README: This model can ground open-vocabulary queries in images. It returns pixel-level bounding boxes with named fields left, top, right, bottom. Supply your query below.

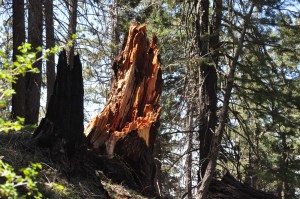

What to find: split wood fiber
left=84, top=22, right=162, bottom=157
left=84, top=22, right=162, bottom=195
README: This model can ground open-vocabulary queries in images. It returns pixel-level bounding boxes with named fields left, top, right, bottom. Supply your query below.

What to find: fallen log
left=208, top=172, right=279, bottom=199
left=32, top=50, right=84, bottom=157
left=84, top=22, right=162, bottom=196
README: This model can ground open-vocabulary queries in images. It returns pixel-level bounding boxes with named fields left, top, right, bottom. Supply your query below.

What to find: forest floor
left=0, top=130, right=146, bottom=199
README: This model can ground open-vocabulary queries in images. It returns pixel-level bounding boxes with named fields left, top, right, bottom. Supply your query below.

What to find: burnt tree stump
left=84, top=22, right=163, bottom=196
left=32, top=50, right=84, bottom=157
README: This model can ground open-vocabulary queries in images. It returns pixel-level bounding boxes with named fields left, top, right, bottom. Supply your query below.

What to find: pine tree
left=11, top=0, right=25, bottom=120
left=44, top=0, right=56, bottom=108
left=25, top=0, right=43, bottom=124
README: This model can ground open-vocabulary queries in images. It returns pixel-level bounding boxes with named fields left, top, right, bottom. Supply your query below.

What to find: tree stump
left=32, top=50, right=84, bottom=157
left=84, top=22, right=162, bottom=196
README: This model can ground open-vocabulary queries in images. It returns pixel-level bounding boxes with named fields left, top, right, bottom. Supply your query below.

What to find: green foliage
left=0, top=43, right=40, bottom=132
left=0, top=43, right=38, bottom=83
left=222, top=2, right=300, bottom=198
left=0, top=117, right=24, bottom=133
left=0, top=160, right=43, bottom=198
left=0, top=42, right=62, bottom=133
left=0, top=42, right=64, bottom=197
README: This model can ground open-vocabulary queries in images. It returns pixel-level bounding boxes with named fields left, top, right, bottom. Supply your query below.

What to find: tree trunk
left=153, top=129, right=163, bottom=196
left=195, top=0, right=218, bottom=179
left=66, top=0, right=78, bottom=68
left=109, top=0, right=121, bottom=85
left=11, top=0, right=25, bottom=120
left=84, top=22, right=162, bottom=196
left=279, top=132, right=290, bottom=199
left=25, top=0, right=43, bottom=124
left=185, top=108, right=193, bottom=199
left=208, top=172, right=279, bottom=199
left=196, top=3, right=255, bottom=198
left=111, top=0, right=120, bottom=58
left=210, top=0, right=222, bottom=65
left=33, top=50, right=84, bottom=158
left=44, top=0, right=56, bottom=108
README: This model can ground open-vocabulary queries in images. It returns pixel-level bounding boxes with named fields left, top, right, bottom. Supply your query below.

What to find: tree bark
left=185, top=107, right=193, bottom=198
left=111, top=0, right=120, bottom=58
left=153, top=129, right=163, bottom=196
left=66, top=0, right=78, bottom=68
left=196, top=3, right=255, bottom=198
left=210, top=0, right=222, bottom=65
left=195, top=0, right=218, bottom=178
left=25, top=0, right=43, bottom=124
left=208, top=172, right=279, bottom=199
left=84, top=22, right=162, bottom=196
left=44, top=0, right=56, bottom=108
left=11, top=0, right=25, bottom=120
left=33, top=50, right=84, bottom=157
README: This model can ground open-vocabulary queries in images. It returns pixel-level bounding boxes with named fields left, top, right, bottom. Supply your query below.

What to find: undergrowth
left=0, top=131, right=105, bottom=198
left=0, top=130, right=146, bottom=199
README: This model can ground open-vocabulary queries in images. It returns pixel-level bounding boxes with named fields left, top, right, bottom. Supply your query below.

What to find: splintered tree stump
left=84, top=22, right=162, bottom=195
left=32, top=50, right=84, bottom=156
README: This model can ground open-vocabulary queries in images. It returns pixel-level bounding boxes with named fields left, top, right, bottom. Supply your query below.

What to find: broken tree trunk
left=84, top=22, right=162, bottom=196
left=32, top=50, right=84, bottom=157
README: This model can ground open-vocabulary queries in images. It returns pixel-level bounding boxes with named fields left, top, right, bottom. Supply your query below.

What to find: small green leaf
left=36, top=46, right=42, bottom=51
left=13, top=62, right=20, bottom=67
left=71, top=34, right=77, bottom=39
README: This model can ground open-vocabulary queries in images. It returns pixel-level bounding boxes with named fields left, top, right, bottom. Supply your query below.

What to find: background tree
left=11, top=0, right=25, bottom=120
left=25, top=0, right=43, bottom=124
left=44, top=0, right=56, bottom=108
left=194, top=0, right=219, bottom=179
left=222, top=1, right=300, bottom=198
left=66, top=0, right=78, bottom=68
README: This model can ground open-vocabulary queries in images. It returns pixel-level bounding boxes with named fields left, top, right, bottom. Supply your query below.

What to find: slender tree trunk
left=153, top=126, right=163, bottom=197
left=196, top=3, right=255, bottom=198
left=111, top=0, right=120, bottom=58
left=109, top=0, right=120, bottom=87
left=44, top=0, right=56, bottom=108
left=210, top=0, right=222, bottom=65
left=280, top=132, right=289, bottom=199
left=11, top=0, right=25, bottom=120
left=25, top=0, right=43, bottom=124
left=67, top=0, right=78, bottom=68
left=195, top=0, right=218, bottom=179
left=185, top=107, right=193, bottom=198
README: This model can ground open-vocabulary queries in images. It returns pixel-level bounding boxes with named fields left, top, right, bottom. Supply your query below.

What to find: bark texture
left=25, top=0, right=43, bottom=124
left=208, top=172, right=278, bottom=199
left=66, top=0, right=78, bottom=68
left=11, top=0, right=25, bottom=119
left=84, top=22, right=162, bottom=196
left=45, top=0, right=56, bottom=108
left=197, top=3, right=255, bottom=198
left=185, top=108, right=193, bottom=199
left=195, top=0, right=218, bottom=178
left=33, top=50, right=84, bottom=157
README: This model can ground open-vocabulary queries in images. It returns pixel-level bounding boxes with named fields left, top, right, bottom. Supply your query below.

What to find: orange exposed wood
left=84, top=22, right=162, bottom=157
